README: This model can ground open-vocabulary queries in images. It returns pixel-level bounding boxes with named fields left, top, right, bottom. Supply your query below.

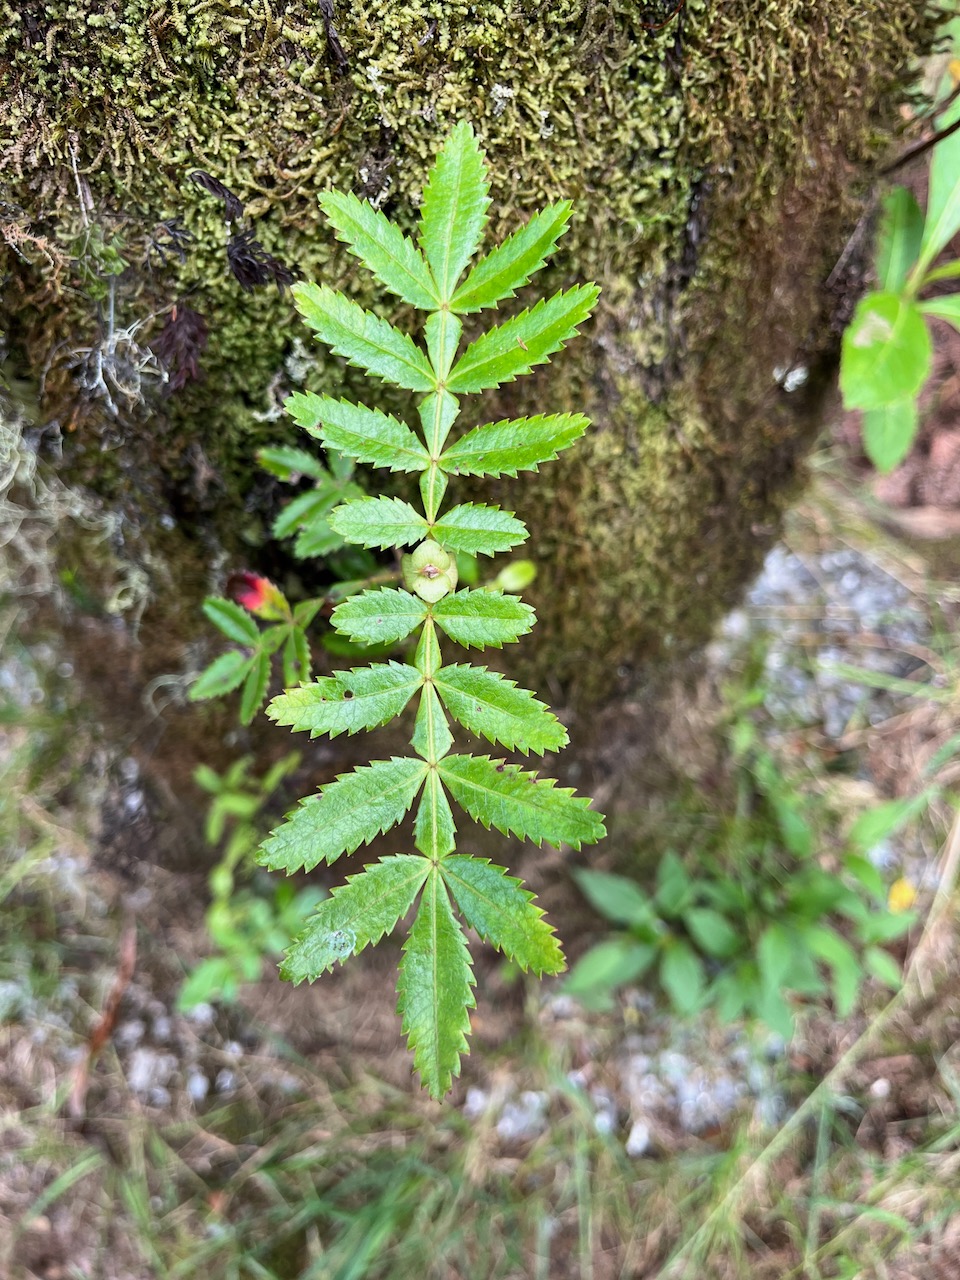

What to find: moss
left=0, top=0, right=941, bottom=708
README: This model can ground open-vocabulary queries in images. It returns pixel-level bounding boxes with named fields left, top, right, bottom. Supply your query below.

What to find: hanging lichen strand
left=258, top=124, right=605, bottom=1099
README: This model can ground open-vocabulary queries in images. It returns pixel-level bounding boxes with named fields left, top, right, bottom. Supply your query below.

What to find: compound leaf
left=414, top=771, right=457, bottom=858
left=329, top=496, right=427, bottom=549
left=397, top=870, right=475, bottom=1099
left=418, top=120, right=490, bottom=301
left=431, top=503, right=528, bottom=556
left=203, top=596, right=259, bottom=645
left=450, top=202, right=573, bottom=313
left=438, top=754, right=606, bottom=850
left=267, top=662, right=423, bottom=739
left=434, top=664, right=568, bottom=755
left=259, top=757, right=427, bottom=874
left=439, top=413, right=589, bottom=478
left=281, top=855, right=431, bottom=983
left=331, top=588, right=428, bottom=645
left=442, top=855, right=564, bottom=975
left=288, top=393, right=429, bottom=473
left=447, top=285, right=599, bottom=392
left=293, top=282, right=435, bottom=392
left=320, top=190, right=439, bottom=309
left=190, top=650, right=255, bottom=701
left=432, top=589, right=535, bottom=648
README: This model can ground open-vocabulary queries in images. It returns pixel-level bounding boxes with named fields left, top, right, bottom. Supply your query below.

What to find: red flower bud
left=227, top=571, right=288, bottom=621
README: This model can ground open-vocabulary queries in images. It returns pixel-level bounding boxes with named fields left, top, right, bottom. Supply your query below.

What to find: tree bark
left=1, top=1, right=937, bottom=729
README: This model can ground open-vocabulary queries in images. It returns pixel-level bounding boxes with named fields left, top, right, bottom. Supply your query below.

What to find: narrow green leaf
left=203, top=597, right=259, bottom=645
left=288, top=393, right=429, bottom=472
left=863, top=398, right=919, bottom=474
left=272, top=487, right=340, bottom=541
left=419, top=390, right=460, bottom=455
left=267, top=662, right=423, bottom=738
left=848, top=794, right=929, bottom=852
left=295, top=516, right=346, bottom=560
left=917, top=95, right=960, bottom=276
left=450, top=202, right=573, bottom=313
left=293, top=282, right=435, bottom=392
left=565, top=939, right=655, bottom=1001
left=414, top=771, right=457, bottom=858
left=239, top=651, right=270, bottom=725
left=259, top=757, right=427, bottom=874
left=439, top=413, right=590, bottom=478
left=257, top=443, right=329, bottom=481
left=425, top=310, right=463, bottom=381
left=572, top=868, right=655, bottom=929
left=432, top=589, right=535, bottom=648
left=320, top=189, right=439, bottom=309
left=840, top=291, right=932, bottom=411
left=280, top=855, right=431, bottom=983
left=189, top=650, right=255, bottom=701
left=875, top=187, right=924, bottom=292
left=431, top=503, right=528, bottom=556
left=863, top=945, right=901, bottom=990
left=920, top=294, right=960, bottom=331
left=331, top=588, right=428, bottom=645
left=659, top=941, right=706, bottom=1016
left=447, top=285, right=599, bottom=392
left=683, top=907, right=740, bottom=959
left=757, top=923, right=796, bottom=993
left=418, top=121, right=490, bottom=300
left=411, top=684, right=454, bottom=762
left=805, top=926, right=861, bottom=1016
left=329, top=496, right=427, bottom=549
left=434, top=664, right=567, bottom=755
left=397, top=871, right=476, bottom=1099
left=438, top=754, right=606, bottom=850
left=442, top=855, right=564, bottom=975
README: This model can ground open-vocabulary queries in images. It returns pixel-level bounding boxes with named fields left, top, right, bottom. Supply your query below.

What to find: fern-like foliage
left=261, top=122, right=605, bottom=1099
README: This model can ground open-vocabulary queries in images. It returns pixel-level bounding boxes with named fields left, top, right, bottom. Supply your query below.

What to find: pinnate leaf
left=267, top=662, right=423, bottom=738
left=442, top=855, right=563, bottom=974
left=418, top=120, right=490, bottom=300
left=203, top=597, right=259, bottom=645
left=259, top=757, right=427, bottom=874
left=293, top=282, right=435, bottom=392
left=430, top=503, right=528, bottom=556
left=447, top=285, right=599, bottom=392
left=329, top=496, right=427, bottom=549
left=432, top=589, right=535, bottom=648
left=450, top=202, right=573, bottom=313
left=190, top=650, right=254, bottom=701
left=438, top=754, right=606, bottom=850
left=281, top=855, right=430, bottom=983
left=397, top=871, right=475, bottom=1099
left=440, top=413, right=589, bottom=478
left=289, top=393, right=429, bottom=472
left=434, top=664, right=567, bottom=754
left=332, top=588, right=427, bottom=645
left=320, top=189, right=439, bottom=309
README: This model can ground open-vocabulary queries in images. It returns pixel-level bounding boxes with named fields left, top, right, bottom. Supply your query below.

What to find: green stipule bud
left=402, top=539, right=459, bottom=603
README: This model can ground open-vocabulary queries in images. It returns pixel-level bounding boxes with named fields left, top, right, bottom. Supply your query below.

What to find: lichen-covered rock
left=0, top=1, right=939, bottom=707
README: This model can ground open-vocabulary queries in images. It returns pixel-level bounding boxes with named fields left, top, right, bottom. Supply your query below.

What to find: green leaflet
left=418, top=121, right=490, bottom=301
left=447, top=285, right=600, bottom=392
left=450, top=202, right=573, bottom=313
left=329, top=496, right=427, bottom=549
left=438, top=754, right=606, bottom=850
left=203, top=597, right=259, bottom=645
left=281, top=855, right=431, bottom=983
left=239, top=650, right=271, bottom=725
left=431, top=589, right=535, bottom=649
left=331, top=588, right=427, bottom=645
left=293, top=283, right=435, bottom=392
left=442, top=856, right=564, bottom=975
left=434, top=664, right=568, bottom=755
left=320, top=190, right=439, bottom=310
left=439, top=413, right=590, bottom=478
left=267, top=662, right=423, bottom=739
left=190, top=650, right=254, bottom=701
left=397, top=871, right=475, bottom=1099
left=257, top=443, right=329, bottom=481
left=259, top=757, right=427, bottom=874
left=875, top=188, right=923, bottom=293
left=288, top=393, right=430, bottom=472
left=414, top=771, right=457, bottom=859
left=430, top=503, right=528, bottom=556
left=839, top=291, right=931, bottom=412
left=411, top=683, right=454, bottom=762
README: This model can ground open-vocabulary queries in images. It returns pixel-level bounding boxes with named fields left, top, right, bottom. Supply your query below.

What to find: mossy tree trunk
left=1, top=1, right=936, bottom=730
